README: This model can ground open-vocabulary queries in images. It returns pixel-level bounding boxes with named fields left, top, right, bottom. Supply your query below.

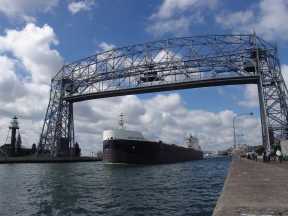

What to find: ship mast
left=119, top=113, right=125, bottom=129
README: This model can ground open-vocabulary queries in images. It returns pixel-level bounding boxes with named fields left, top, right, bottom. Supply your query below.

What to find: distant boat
left=102, top=114, right=203, bottom=164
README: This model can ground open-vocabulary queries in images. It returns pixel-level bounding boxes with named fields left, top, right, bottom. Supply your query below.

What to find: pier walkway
left=213, top=158, right=288, bottom=216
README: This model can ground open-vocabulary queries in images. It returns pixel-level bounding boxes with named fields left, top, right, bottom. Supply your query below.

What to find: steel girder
left=38, top=34, right=288, bottom=155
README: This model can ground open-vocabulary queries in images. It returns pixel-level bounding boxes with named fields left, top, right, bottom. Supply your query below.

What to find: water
left=0, top=157, right=230, bottom=216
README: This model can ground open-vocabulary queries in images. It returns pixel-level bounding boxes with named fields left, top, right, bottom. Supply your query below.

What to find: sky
left=0, top=0, right=288, bottom=155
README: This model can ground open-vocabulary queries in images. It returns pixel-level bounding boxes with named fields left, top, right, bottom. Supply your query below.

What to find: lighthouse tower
left=9, top=116, right=19, bottom=156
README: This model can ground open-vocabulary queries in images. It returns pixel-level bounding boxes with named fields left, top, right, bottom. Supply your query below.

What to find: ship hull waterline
left=103, top=139, right=203, bottom=164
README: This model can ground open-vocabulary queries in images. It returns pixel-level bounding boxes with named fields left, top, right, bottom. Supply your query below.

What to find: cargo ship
left=103, top=114, right=203, bottom=164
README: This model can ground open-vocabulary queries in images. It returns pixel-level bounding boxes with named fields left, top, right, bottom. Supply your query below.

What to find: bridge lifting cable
left=37, top=34, right=288, bottom=156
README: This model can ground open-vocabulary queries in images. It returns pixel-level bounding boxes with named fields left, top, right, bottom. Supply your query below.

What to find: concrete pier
left=213, top=158, right=288, bottom=216
left=0, top=156, right=101, bottom=164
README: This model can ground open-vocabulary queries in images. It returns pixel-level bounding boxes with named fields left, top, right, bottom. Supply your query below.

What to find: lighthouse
left=9, top=116, right=19, bottom=156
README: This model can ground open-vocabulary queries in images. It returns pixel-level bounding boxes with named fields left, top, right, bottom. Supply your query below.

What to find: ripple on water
left=0, top=157, right=230, bottom=216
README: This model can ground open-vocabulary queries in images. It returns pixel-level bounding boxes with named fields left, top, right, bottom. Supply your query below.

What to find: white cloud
left=68, top=0, right=95, bottom=15
left=0, top=56, right=28, bottom=102
left=238, top=85, right=259, bottom=108
left=152, top=0, right=217, bottom=20
left=98, top=42, right=115, bottom=51
left=216, top=10, right=254, bottom=28
left=0, top=23, right=63, bottom=84
left=147, top=16, right=193, bottom=36
left=216, top=0, right=288, bottom=41
left=0, top=23, right=63, bottom=148
left=282, top=65, right=288, bottom=86
left=73, top=93, right=261, bottom=154
left=0, top=0, right=58, bottom=21
left=147, top=0, right=217, bottom=36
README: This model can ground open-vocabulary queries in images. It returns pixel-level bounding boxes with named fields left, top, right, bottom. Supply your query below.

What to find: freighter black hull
left=103, top=139, right=203, bottom=164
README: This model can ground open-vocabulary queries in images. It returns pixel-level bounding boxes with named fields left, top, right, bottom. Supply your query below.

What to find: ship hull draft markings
left=38, top=35, right=288, bottom=156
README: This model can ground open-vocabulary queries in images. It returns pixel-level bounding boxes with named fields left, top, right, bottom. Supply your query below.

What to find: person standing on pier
left=263, top=150, right=267, bottom=162
left=276, top=149, right=282, bottom=163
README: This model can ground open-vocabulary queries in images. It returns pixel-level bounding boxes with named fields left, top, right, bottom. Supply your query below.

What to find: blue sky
left=0, top=0, right=288, bottom=153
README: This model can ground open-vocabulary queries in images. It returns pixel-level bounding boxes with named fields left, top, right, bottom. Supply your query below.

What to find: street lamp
left=236, top=133, right=244, bottom=147
left=233, top=112, right=253, bottom=149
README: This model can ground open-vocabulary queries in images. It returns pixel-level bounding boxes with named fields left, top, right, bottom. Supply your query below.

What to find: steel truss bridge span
left=38, top=34, right=288, bottom=156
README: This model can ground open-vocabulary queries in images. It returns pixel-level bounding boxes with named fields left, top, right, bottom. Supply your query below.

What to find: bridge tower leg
left=54, top=100, right=74, bottom=157
left=38, top=76, right=74, bottom=156
left=257, top=81, right=271, bottom=152
left=68, top=102, right=74, bottom=151
left=254, top=42, right=288, bottom=151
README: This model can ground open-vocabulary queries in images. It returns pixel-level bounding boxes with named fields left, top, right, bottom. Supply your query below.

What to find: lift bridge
left=38, top=34, right=288, bottom=156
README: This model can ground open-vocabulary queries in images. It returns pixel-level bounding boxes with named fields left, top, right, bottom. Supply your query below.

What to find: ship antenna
left=119, top=113, right=125, bottom=129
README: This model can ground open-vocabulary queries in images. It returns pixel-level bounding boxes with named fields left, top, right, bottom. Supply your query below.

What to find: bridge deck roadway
left=213, top=158, right=288, bottom=216
left=65, top=75, right=259, bottom=102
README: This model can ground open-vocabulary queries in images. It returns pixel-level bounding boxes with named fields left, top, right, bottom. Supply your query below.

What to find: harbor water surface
left=0, top=157, right=230, bottom=216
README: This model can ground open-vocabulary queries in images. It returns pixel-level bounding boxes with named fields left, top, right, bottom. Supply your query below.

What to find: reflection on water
left=0, top=157, right=230, bottom=216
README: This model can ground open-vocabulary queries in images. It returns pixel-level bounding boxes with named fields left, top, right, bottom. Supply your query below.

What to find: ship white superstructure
left=185, top=135, right=201, bottom=151
left=103, top=129, right=145, bottom=141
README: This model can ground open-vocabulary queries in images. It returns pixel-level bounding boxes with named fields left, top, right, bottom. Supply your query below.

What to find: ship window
left=127, top=144, right=136, bottom=153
